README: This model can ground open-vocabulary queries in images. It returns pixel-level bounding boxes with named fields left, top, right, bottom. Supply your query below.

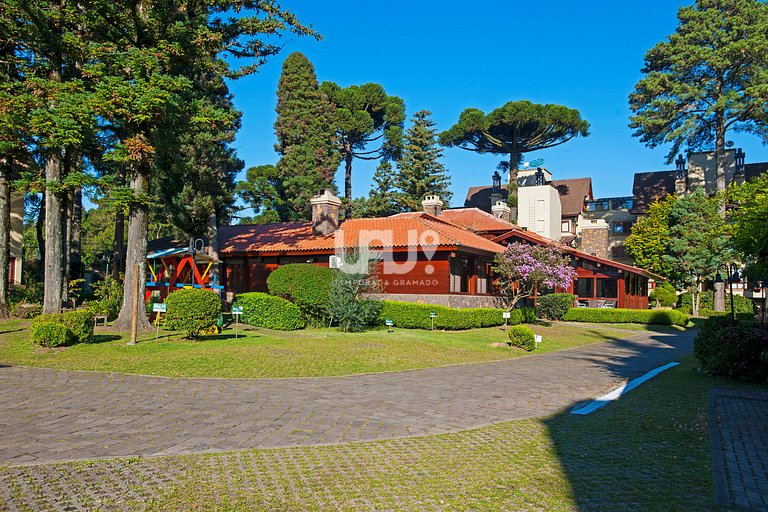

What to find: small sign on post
left=502, top=311, right=511, bottom=329
left=152, top=303, right=166, bottom=340
left=534, top=334, right=543, bottom=350
left=385, top=319, right=394, bottom=332
left=232, top=305, right=243, bottom=338
left=430, top=312, right=436, bottom=330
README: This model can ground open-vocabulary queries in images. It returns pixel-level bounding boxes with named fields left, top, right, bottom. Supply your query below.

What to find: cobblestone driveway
left=0, top=327, right=694, bottom=465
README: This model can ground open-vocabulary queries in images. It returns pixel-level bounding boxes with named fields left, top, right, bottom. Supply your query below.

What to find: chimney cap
left=310, top=189, right=342, bottom=206
left=422, top=194, right=443, bottom=205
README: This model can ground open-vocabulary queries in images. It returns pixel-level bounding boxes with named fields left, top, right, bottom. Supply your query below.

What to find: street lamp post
left=714, top=263, right=741, bottom=323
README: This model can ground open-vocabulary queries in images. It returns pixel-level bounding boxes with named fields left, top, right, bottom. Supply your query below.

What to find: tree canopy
left=629, top=0, right=768, bottom=182
left=624, top=195, right=676, bottom=279
left=729, top=173, right=768, bottom=279
left=440, top=100, right=589, bottom=213
left=320, top=82, right=405, bottom=217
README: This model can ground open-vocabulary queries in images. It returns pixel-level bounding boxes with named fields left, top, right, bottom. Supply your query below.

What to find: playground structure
left=145, top=240, right=224, bottom=303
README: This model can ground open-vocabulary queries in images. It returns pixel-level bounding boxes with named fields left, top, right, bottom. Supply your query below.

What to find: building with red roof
left=199, top=190, right=655, bottom=309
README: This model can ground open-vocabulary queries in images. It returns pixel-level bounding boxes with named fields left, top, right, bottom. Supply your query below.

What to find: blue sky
left=227, top=0, right=768, bottom=208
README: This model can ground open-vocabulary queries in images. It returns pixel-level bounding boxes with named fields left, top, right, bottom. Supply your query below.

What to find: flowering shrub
left=493, top=242, right=577, bottom=310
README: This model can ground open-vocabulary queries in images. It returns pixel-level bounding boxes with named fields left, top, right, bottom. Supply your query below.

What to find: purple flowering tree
left=492, top=242, right=577, bottom=310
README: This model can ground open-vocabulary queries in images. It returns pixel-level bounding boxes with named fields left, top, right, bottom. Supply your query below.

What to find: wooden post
left=129, top=263, right=139, bottom=345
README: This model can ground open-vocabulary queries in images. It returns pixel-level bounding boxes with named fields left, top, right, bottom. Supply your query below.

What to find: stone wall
left=376, top=294, right=498, bottom=309
left=578, top=225, right=610, bottom=259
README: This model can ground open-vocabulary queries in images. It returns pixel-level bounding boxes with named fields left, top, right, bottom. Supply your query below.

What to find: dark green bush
left=164, top=288, right=222, bottom=338
left=61, top=310, right=94, bottom=344
left=519, top=307, right=536, bottom=323
left=508, top=325, right=535, bottom=351
left=267, top=264, right=336, bottom=325
left=562, top=307, right=689, bottom=326
left=31, top=321, right=74, bottom=347
left=678, top=291, right=753, bottom=315
left=326, top=271, right=382, bottom=332
left=33, top=311, right=94, bottom=344
left=536, top=293, right=576, bottom=320
left=234, top=292, right=305, bottom=331
left=379, top=301, right=509, bottom=330
left=649, top=282, right=678, bottom=308
left=694, top=316, right=768, bottom=383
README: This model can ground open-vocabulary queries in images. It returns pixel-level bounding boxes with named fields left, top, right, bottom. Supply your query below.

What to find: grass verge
left=0, top=319, right=676, bottom=378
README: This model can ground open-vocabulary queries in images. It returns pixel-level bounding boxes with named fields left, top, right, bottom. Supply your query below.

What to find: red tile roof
left=491, top=226, right=661, bottom=280
left=218, top=213, right=505, bottom=255
left=440, top=208, right=515, bottom=233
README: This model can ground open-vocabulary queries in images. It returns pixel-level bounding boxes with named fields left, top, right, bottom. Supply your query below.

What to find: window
left=586, top=200, right=609, bottom=212
left=596, top=278, right=618, bottom=298
left=614, top=197, right=634, bottom=210
left=576, top=278, right=595, bottom=298
left=612, top=221, right=633, bottom=234
left=561, top=220, right=571, bottom=233
left=612, top=246, right=627, bottom=259
left=460, top=256, right=470, bottom=293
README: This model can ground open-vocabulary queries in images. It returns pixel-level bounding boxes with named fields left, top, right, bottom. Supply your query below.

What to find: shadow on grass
left=87, top=334, right=122, bottom=344
left=540, top=326, right=710, bottom=510
left=0, top=328, right=25, bottom=335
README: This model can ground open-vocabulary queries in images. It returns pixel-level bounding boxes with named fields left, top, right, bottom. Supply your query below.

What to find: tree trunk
left=112, top=169, right=152, bottom=332
left=71, top=187, right=82, bottom=280
left=713, top=119, right=726, bottom=311
left=113, top=165, right=126, bottom=279
left=344, top=142, right=353, bottom=219
left=62, top=189, right=71, bottom=302
left=507, top=151, right=520, bottom=223
left=43, top=150, right=65, bottom=314
left=207, top=212, right=221, bottom=299
left=0, top=159, right=12, bottom=318
left=36, top=195, right=45, bottom=265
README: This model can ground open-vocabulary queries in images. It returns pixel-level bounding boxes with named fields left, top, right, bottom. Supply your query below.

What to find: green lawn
left=0, top=319, right=673, bottom=378
left=3, top=355, right=759, bottom=511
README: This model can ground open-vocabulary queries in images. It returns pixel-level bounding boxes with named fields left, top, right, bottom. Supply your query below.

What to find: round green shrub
left=234, top=292, right=305, bottom=330
left=649, top=283, right=677, bottom=307
left=508, top=325, right=536, bottom=351
left=164, top=288, right=222, bottom=338
left=31, top=321, right=74, bottom=347
left=267, top=264, right=336, bottom=325
left=536, top=293, right=576, bottom=320
left=694, top=315, right=768, bottom=383
left=61, top=310, right=94, bottom=343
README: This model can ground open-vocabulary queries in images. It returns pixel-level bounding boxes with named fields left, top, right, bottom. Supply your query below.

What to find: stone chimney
left=310, top=189, right=341, bottom=236
left=422, top=195, right=443, bottom=216
left=491, top=200, right=511, bottom=222
left=578, top=220, right=610, bottom=259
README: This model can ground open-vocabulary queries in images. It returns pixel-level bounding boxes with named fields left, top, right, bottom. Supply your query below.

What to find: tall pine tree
left=396, top=110, right=451, bottom=211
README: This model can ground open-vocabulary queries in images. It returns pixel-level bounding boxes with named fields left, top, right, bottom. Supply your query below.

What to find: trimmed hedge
left=33, top=311, right=95, bottom=344
left=234, top=292, right=305, bottom=331
left=520, top=307, right=536, bottom=324
left=31, top=321, right=74, bottom=347
left=694, top=315, right=768, bottom=383
left=508, top=325, right=536, bottom=351
left=267, top=264, right=336, bottom=325
left=379, top=301, right=509, bottom=330
left=536, top=293, right=575, bottom=320
left=562, top=307, right=689, bottom=327
left=164, top=288, right=222, bottom=338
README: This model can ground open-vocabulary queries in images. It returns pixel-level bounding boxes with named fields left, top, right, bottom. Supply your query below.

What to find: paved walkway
left=710, top=388, right=768, bottom=511
left=0, top=328, right=695, bottom=465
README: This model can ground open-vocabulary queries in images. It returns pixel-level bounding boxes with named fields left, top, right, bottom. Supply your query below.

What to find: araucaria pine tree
left=272, top=52, right=340, bottom=220
left=396, top=110, right=451, bottom=211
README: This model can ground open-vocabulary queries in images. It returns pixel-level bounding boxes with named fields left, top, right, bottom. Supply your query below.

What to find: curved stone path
left=0, top=327, right=695, bottom=465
